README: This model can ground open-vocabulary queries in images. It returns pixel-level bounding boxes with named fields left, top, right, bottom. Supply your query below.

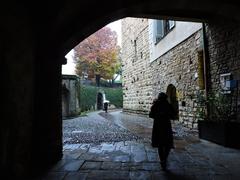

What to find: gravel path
left=63, top=111, right=142, bottom=144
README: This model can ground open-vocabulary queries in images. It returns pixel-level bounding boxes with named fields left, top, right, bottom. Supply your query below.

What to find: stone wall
left=62, top=75, right=81, bottom=118
left=150, top=30, right=203, bottom=128
left=206, top=21, right=240, bottom=122
left=122, top=18, right=204, bottom=128
left=122, top=18, right=152, bottom=114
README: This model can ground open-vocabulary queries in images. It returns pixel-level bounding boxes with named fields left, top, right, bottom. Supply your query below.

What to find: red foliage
left=74, top=26, right=120, bottom=80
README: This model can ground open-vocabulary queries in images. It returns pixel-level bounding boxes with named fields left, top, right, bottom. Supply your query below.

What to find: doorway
left=166, top=84, right=179, bottom=120
left=97, top=92, right=103, bottom=110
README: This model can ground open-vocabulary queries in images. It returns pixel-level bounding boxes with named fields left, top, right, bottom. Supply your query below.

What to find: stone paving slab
left=43, top=172, right=67, bottom=180
left=41, top=139, right=240, bottom=179
left=101, top=162, right=122, bottom=170
left=63, top=172, right=88, bottom=180
left=39, top=110, right=240, bottom=180
left=59, top=160, right=85, bottom=172
left=81, top=161, right=102, bottom=170
left=86, top=170, right=129, bottom=180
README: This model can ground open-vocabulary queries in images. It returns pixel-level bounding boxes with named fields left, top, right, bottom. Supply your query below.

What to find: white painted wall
left=62, top=49, right=76, bottom=75
left=149, top=20, right=202, bottom=62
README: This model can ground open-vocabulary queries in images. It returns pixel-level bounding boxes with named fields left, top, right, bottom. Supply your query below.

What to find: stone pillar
left=0, top=5, right=64, bottom=176
left=0, top=10, right=34, bottom=178
left=31, top=52, right=63, bottom=174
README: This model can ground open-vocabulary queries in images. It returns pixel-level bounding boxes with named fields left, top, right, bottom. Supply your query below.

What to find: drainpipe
left=202, top=22, right=210, bottom=118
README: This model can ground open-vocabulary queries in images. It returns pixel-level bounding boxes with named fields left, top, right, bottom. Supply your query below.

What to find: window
left=153, top=20, right=175, bottom=44
left=220, top=73, right=232, bottom=94
left=169, top=20, right=175, bottom=29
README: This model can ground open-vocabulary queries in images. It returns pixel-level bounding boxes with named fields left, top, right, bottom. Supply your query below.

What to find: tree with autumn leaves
left=74, top=26, right=121, bottom=87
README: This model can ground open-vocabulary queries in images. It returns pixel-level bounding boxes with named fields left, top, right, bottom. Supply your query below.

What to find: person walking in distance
left=149, top=92, right=175, bottom=170
left=104, top=101, right=109, bottom=113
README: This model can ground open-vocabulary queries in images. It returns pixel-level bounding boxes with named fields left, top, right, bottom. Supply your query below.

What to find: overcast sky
left=62, top=20, right=122, bottom=75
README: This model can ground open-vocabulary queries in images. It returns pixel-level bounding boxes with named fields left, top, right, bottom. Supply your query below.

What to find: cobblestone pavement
left=41, top=110, right=240, bottom=180
left=63, top=111, right=142, bottom=144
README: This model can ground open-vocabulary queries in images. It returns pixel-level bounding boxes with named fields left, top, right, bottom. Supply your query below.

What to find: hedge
left=80, top=85, right=123, bottom=112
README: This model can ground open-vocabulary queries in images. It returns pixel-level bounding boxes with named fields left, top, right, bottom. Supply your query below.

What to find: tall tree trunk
left=111, top=79, right=114, bottom=87
left=111, top=73, right=120, bottom=87
left=96, top=74, right=100, bottom=87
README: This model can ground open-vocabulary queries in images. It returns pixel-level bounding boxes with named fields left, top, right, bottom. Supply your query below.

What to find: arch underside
left=21, top=0, right=240, bottom=61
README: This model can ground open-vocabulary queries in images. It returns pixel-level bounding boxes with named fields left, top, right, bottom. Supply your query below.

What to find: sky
left=62, top=20, right=122, bottom=75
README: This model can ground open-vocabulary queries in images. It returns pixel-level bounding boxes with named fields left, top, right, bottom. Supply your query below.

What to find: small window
left=153, top=19, right=175, bottom=44
left=155, top=20, right=164, bottom=43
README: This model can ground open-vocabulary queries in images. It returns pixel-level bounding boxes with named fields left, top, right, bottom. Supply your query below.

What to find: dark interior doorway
left=97, top=92, right=103, bottom=110
left=166, top=84, right=179, bottom=120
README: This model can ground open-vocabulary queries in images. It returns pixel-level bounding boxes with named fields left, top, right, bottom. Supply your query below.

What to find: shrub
left=196, top=90, right=235, bottom=122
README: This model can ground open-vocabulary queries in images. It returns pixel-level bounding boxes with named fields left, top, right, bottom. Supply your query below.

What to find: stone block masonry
left=122, top=18, right=152, bottom=115
left=150, top=30, right=203, bottom=128
left=122, top=17, right=204, bottom=129
left=205, top=21, right=240, bottom=122
left=62, top=75, right=81, bottom=118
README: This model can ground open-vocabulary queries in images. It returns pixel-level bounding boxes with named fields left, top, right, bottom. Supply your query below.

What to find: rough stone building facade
left=122, top=18, right=152, bottom=115
left=62, top=75, right=81, bottom=118
left=205, top=21, right=240, bottom=122
left=122, top=18, right=204, bottom=128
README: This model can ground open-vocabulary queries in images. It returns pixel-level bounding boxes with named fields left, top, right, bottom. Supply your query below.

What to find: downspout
left=202, top=22, right=210, bottom=118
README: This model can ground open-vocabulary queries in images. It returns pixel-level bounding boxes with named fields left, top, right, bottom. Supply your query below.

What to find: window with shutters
left=153, top=20, right=175, bottom=44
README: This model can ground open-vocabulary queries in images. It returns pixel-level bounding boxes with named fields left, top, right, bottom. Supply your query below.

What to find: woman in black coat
left=149, top=92, right=175, bottom=170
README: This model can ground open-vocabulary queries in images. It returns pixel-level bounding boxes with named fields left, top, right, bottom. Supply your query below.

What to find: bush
left=207, top=91, right=233, bottom=122
left=196, top=90, right=235, bottom=122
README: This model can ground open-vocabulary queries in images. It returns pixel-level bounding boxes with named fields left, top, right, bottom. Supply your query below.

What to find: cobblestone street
left=41, top=110, right=240, bottom=180
left=63, top=111, right=141, bottom=144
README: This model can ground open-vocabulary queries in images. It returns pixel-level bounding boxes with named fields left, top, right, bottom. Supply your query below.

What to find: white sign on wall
left=220, top=73, right=231, bottom=94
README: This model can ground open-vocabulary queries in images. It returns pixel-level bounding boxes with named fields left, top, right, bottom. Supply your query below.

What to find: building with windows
left=122, top=18, right=204, bottom=128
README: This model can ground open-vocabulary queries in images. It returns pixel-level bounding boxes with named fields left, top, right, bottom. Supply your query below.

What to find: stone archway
left=2, top=0, right=240, bottom=178
left=166, top=84, right=179, bottom=120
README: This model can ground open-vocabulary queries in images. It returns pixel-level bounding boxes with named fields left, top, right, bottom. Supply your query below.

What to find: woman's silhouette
left=149, top=92, right=175, bottom=170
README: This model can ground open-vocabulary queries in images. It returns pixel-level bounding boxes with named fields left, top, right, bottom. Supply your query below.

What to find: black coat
left=149, top=99, right=174, bottom=148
